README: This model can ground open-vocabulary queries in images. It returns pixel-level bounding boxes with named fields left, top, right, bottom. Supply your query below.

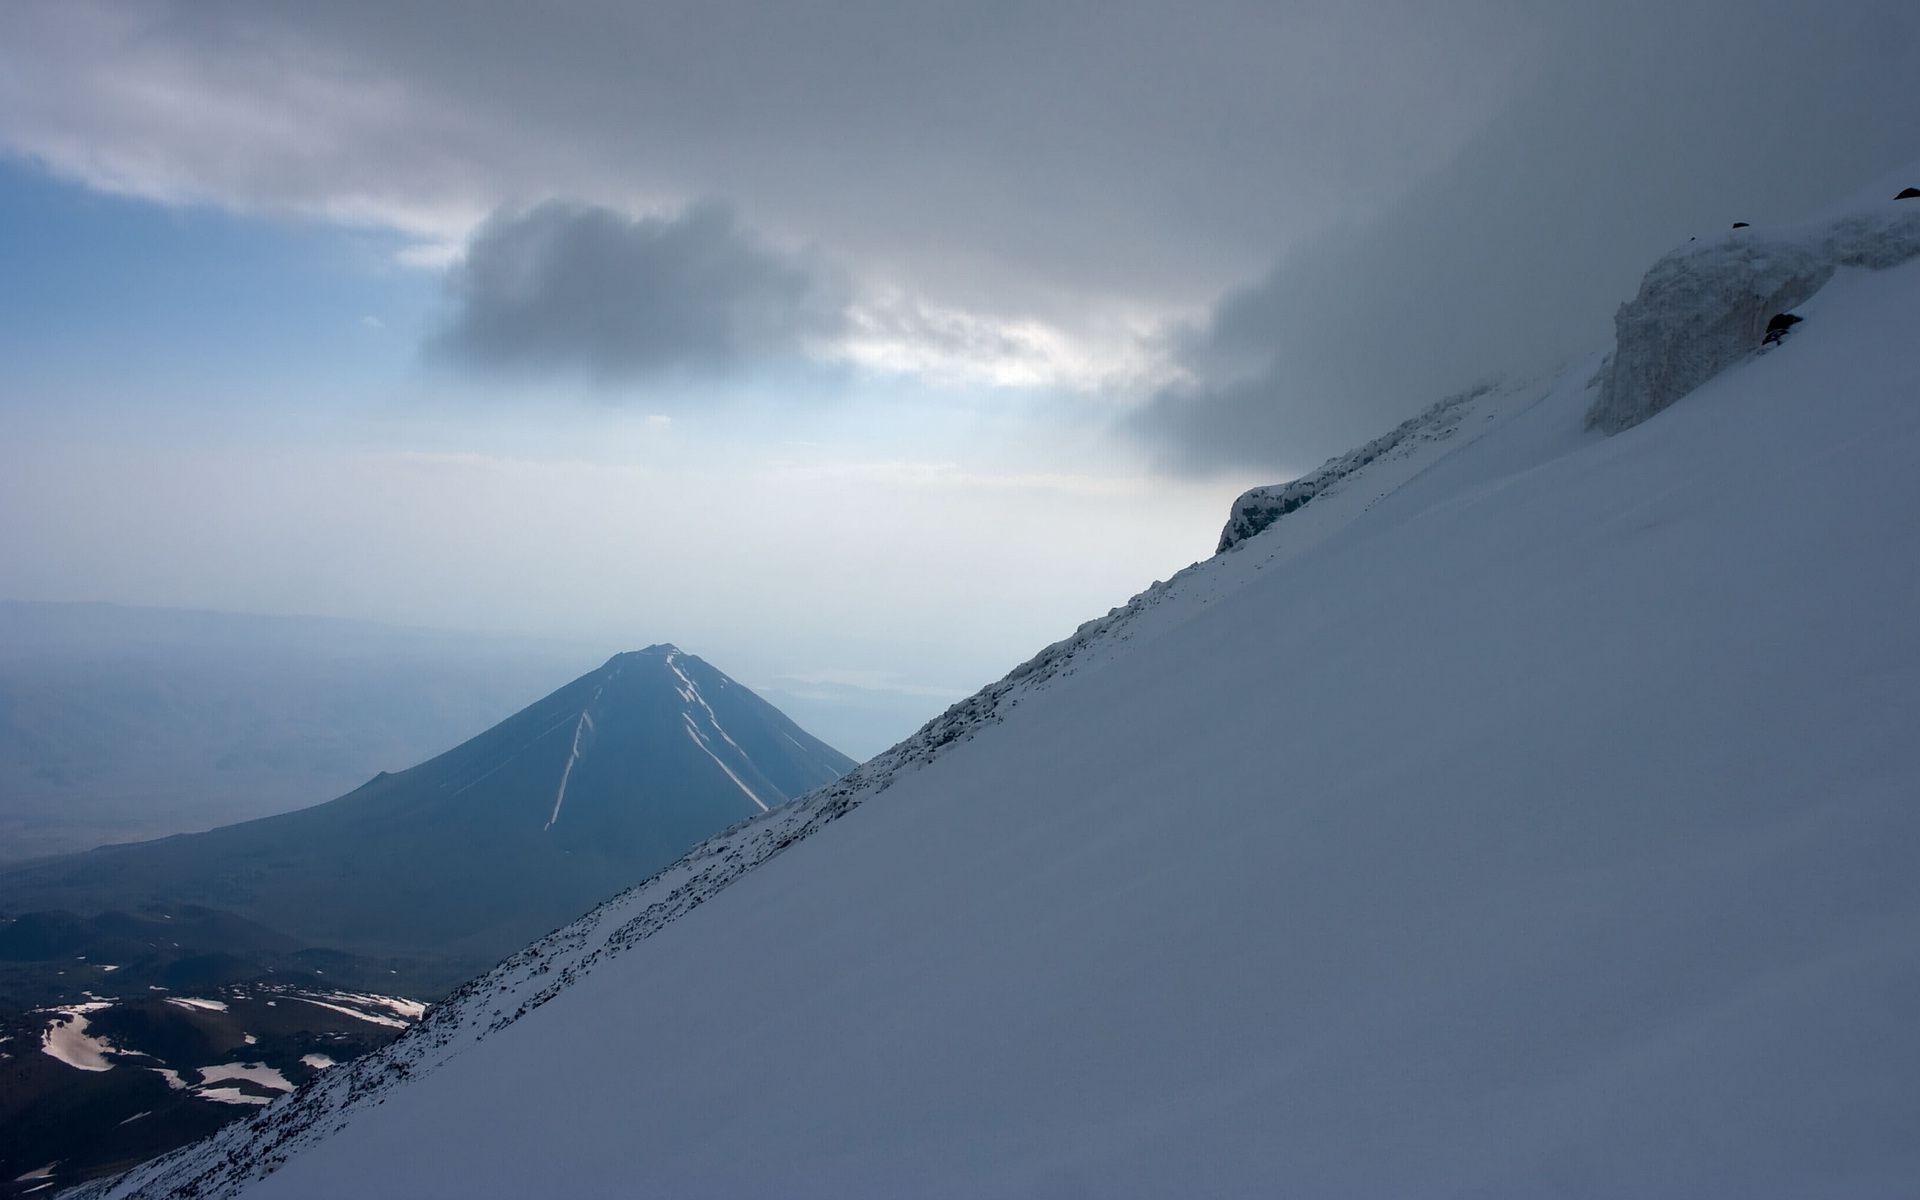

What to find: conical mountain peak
left=0, top=649, right=856, bottom=984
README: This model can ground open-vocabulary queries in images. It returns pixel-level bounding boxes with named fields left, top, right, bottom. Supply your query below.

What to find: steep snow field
left=84, top=201, right=1920, bottom=1197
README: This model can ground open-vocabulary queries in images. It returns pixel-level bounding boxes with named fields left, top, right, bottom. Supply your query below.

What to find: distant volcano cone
left=0, top=647, right=854, bottom=977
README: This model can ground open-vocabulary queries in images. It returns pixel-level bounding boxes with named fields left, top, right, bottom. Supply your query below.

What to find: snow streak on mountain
left=80, top=179, right=1920, bottom=1198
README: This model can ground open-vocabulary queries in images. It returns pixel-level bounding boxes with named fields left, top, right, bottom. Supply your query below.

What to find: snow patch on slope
left=287, top=997, right=407, bottom=1031
left=683, top=718, right=770, bottom=813
left=40, top=1003, right=117, bottom=1072
left=194, top=1064, right=295, bottom=1105
left=670, top=650, right=772, bottom=813
left=545, top=662, right=618, bottom=830
left=163, top=998, right=228, bottom=1014
left=194, top=1064, right=293, bottom=1098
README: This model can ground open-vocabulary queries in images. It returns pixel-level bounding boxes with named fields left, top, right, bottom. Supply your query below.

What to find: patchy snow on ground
left=162, top=998, right=228, bottom=1014
left=309, top=992, right=427, bottom=1022
left=193, top=1089, right=272, bottom=1109
left=40, top=1002, right=118, bottom=1072
left=195, top=1063, right=293, bottom=1094
left=298, top=1055, right=336, bottom=1071
left=287, top=996, right=408, bottom=1030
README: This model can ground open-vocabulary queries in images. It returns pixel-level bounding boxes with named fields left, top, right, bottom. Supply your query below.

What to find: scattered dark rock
left=1732, top=221, right=1751, bottom=229
left=1897, top=187, right=1920, bottom=200
left=1762, top=312, right=1803, bottom=347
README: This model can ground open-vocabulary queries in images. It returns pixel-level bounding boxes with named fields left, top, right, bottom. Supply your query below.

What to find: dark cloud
left=1132, top=0, right=1920, bottom=475
left=431, top=200, right=849, bottom=379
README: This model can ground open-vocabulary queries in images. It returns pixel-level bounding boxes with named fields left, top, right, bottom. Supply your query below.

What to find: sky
left=2, top=0, right=1917, bottom=754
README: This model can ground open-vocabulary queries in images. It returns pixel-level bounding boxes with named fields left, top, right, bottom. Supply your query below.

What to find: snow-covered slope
left=79, top=195, right=1920, bottom=1197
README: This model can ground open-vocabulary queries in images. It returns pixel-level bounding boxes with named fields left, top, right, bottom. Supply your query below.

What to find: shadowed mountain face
left=0, top=646, right=854, bottom=986
left=0, top=600, right=610, bottom=864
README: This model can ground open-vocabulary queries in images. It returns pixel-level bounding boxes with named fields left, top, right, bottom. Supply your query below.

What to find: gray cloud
left=1135, top=0, right=1920, bottom=475
left=5, top=1, right=1918, bottom=465
left=431, top=200, right=849, bottom=380
left=0, top=1, right=1538, bottom=320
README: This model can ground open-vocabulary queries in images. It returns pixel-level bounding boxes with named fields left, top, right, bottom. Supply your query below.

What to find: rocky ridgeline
left=1215, top=383, right=1495, bottom=553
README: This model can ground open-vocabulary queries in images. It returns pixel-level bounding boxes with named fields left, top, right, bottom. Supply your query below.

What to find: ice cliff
left=1586, top=192, right=1920, bottom=433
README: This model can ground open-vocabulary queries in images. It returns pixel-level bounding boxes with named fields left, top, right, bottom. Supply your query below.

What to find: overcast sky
left=2, top=0, right=1916, bottom=752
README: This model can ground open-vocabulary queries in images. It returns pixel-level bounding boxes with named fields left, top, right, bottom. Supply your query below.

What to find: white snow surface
left=40, top=1002, right=117, bottom=1072
left=309, top=991, right=427, bottom=1021
left=671, top=650, right=773, bottom=813
left=195, top=1063, right=294, bottom=1095
left=544, top=664, right=615, bottom=831
left=193, top=1089, right=271, bottom=1109
left=77, top=248, right=1920, bottom=1196
left=162, top=998, right=229, bottom=1014
left=286, top=996, right=408, bottom=1031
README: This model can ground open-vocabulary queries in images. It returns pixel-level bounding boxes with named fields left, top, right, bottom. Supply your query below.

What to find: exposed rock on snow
left=1586, top=200, right=1920, bottom=433
left=1761, top=312, right=1803, bottom=346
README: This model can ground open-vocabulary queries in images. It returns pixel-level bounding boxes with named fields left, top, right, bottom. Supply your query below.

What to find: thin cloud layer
left=432, top=200, right=849, bottom=380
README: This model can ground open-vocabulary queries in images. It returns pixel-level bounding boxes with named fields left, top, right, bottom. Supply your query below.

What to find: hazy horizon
left=4, top=0, right=1918, bottom=754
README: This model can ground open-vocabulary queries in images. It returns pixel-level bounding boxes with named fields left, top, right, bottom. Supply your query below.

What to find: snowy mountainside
left=66, top=346, right=1568, bottom=1200
left=75, top=181, right=1920, bottom=1197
